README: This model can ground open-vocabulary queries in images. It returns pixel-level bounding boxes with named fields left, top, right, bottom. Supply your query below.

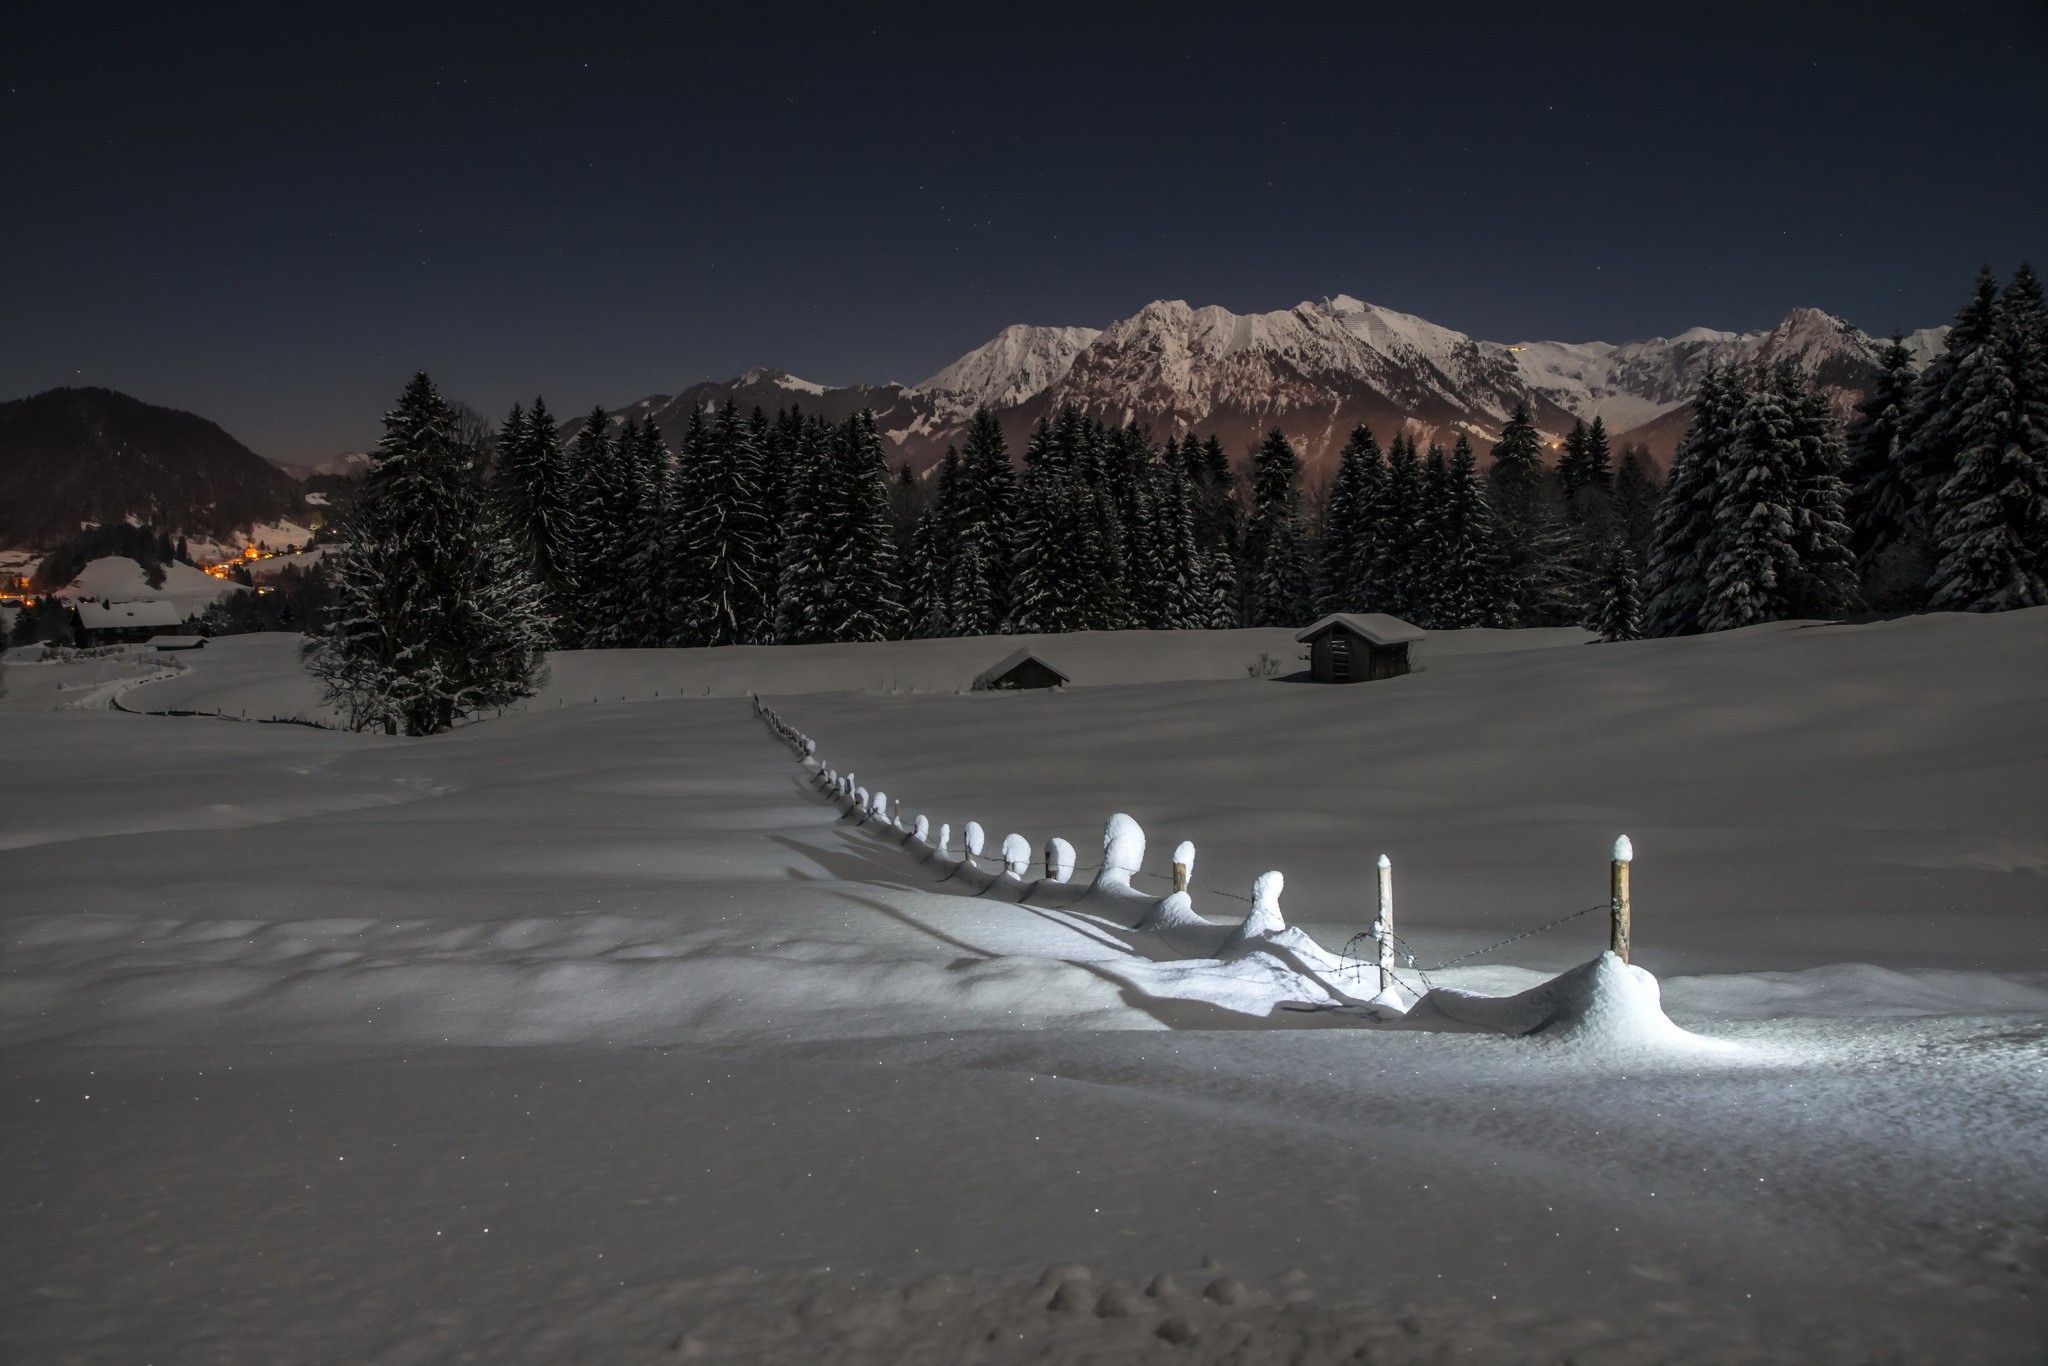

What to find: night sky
left=3, top=1, right=2044, bottom=464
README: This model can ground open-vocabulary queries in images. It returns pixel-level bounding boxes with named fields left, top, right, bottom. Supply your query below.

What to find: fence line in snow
left=750, top=697, right=1637, bottom=1005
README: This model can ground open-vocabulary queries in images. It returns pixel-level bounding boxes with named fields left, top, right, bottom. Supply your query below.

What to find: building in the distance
left=72, top=599, right=184, bottom=647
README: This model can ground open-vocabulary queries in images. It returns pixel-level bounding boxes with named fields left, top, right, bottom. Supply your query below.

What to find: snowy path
left=4, top=615, right=2046, bottom=1361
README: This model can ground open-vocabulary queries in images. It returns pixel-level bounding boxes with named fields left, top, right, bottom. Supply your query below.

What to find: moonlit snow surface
left=3, top=611, right=2045, bottom=1362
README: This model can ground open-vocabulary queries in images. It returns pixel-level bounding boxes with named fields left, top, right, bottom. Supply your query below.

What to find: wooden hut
left=974, top=647, right=1070, bottom=691
left=72, top=600, right=183, bottom=646
left=1293, top=613, right=1424, bottom=684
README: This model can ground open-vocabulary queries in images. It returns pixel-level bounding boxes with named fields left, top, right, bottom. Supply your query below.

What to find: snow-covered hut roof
left=983, top=647, right=1070, bottom=685
left=75, top=600, right=183, bottom=631
left=1293, top=613, right=1425, bottom=646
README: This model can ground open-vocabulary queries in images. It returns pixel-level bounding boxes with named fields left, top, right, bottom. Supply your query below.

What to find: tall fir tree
left=1843, top=334, right=1927, bottom=607
left=1315, top=425, right=1385, bottom=614
left=1425, top=436, right=1510, bottom=628
left=1487, top=403, right=1577, bottom=626
left=772, top=412, right=837, bottom=644
left=493, top=396, right=580, bottom=642
left=1373, top=433, right=1425, bottom=620
left=1776, top=363, right=1861, bottom=620
left=1587, top=538, right=1645, bottom=642
left=306, top=372, right=549, bottom=734
left=1899, top=268, right=2002, bottom=555
left=1643, top=363, right=1744, bottom=636
left=1701, top=369, right=1805, bottom=632
left=949, top=408, right=1016, bottom=634
left=826, top=410, right=906, bottom=641
left=1241, top=429, right=1313, bottom=626
left=1927, top=264, right=2048, bottom=611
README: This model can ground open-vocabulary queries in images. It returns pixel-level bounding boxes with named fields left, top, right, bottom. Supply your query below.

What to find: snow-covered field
left=56, top=555, right=245, bottom=616
left=2, top=613, right=2044, bottom=1362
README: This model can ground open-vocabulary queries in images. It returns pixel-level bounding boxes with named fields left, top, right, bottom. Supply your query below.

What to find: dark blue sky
left=3, top=1, right=2044, bottom=463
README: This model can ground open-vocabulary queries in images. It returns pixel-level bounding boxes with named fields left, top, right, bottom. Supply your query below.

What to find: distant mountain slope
left=0, top=387, right=304, bottom=549
left=602, top=298, right=1944, bottom=474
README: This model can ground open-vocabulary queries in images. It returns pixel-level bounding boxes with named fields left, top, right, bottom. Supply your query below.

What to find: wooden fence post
left=1610, top=835, right=1633, bottom=964
left=1376, top=854, right=1395, bottom=995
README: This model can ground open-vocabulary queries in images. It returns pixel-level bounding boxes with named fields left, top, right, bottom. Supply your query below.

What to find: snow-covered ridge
left=914, top=324, right=1104, bottom=419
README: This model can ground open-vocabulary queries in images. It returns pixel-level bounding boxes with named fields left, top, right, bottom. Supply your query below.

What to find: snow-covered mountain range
left=613, top=296, right=1947, bottom=473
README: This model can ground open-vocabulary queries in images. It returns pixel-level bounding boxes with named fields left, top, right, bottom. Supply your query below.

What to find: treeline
left=310, top=264, right=2044, bottom=733
left=1647, top=263, right=2047, bottom=633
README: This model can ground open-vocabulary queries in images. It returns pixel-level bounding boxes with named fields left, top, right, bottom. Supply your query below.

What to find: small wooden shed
left=1294, top=613, right=1424, bottom=684
left=974, top=647, right=1070, bottom=691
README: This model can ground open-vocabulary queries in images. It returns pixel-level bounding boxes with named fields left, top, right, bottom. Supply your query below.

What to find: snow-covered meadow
left=2, top=612, right=2045, bottom=1362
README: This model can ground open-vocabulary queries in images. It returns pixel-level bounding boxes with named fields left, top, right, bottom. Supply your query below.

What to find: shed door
left=1328, top=634, right=1351, bottom=683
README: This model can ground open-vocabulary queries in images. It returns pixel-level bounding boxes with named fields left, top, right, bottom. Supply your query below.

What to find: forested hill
left=0, top=387, right=303, bottom=548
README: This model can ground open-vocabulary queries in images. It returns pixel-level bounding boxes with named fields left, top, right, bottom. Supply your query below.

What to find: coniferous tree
left=1612, top=446, right=1663, bottom=561
left=1777, top=363, right=1860, bottom=620
left=494, top=396, right=580, bottom=639
left=1843, top=335, right=1926, bottom=607
left=1899, top=269, right=2002, bottom=554
left=773, top=413, right=836, bottom=644
left=1644, top=363, right=1744, bottom=636
left=682, top=402, right=775, bottom=645
left=306, top=372, right=549, bottom=734
left=1588, top=537, right=1645, bottom=642
left=1427, top=436, right=1510, bottom=628
left=584, top=419, right=658, bottom=647
left=1316, top=425, right=1384, bottom=614
left=1241, top=430, right=1313, bottom=626
left=949, top=408, right=1016, bottom=634
left=1701, top=369, right=1805, bottom=631
left=1487, top=404, right=1576, bottom=626
left=827, top=410, right=906, bottom=641
left=1373, top=433, right=1425, bottom=620
left=1927, top=264, right=2048, bottom=611
left=905, top=448, right=960, bottom=637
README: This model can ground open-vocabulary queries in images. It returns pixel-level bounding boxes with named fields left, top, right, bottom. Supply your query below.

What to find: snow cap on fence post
left=805, top=738, right=816, bottom=756
left=964, top=821, right=986, bottom=858
left=936, top=823, right=951, bottom=857
left=1046, top=837, right=1076, bottom=884
left=871, top=791, right=888, bottom=822
left=913, top=814, right=930, bottom=843
left=1611, top=835, right=1633, bottom=964
left=1002, top=833, right=1031, bottom=877
left=1092, top=813, right=1146, bottom=893
left=855, top=787, right=869, bottom=815
left=1172, top=840, right=1196, bottom=894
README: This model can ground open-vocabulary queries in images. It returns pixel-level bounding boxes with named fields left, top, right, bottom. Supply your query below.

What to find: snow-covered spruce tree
left=1701, top=368, right=1807, bottom=632
left=1899, top=268, right=2001, bottom=554
left=1150, top=457, right=1204, bottom=628
left=1371, top=433, right=1424, bottom=620
left=493, top=395, right=580, bottom=639
left=1427, top=436, right=1510, bottom=628
left=1843, top=335, right=1928, bottom=608
left=1927, top=264, right=2048, bottom=611
left=950, top=408, right=1016, bottom=634
left=1587, top=537, right=1645, bottom=642
left=1315, top=425, right=1384, bottom=614
left=826, top=410, right=906, bottom=641
left=1241, top=429, right=1313, bottom=626
left=592, top=420, right=673, bottom=648
left=1777, top=363, right=1861, bottom=621
left=1579, top=417, right=1615, bottom=493
left=680, top=402, right=775, bottom=646
left=1486, top=404, right=1575, bottom=626
left=1405, top=442, right=1454, bottom=626
left=905, top=447, right=960, bottom=638
left=584, top=419, right=660, bottom=647
left=772, top=412, right=836, bottom=644
left=306, top=372, right=550, bottom=735
left=566, top=406, right=637, bottom=648
left=1613, top=446, right=1663, bottom=559
left=1643, top=363, right=1744, bottom=636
